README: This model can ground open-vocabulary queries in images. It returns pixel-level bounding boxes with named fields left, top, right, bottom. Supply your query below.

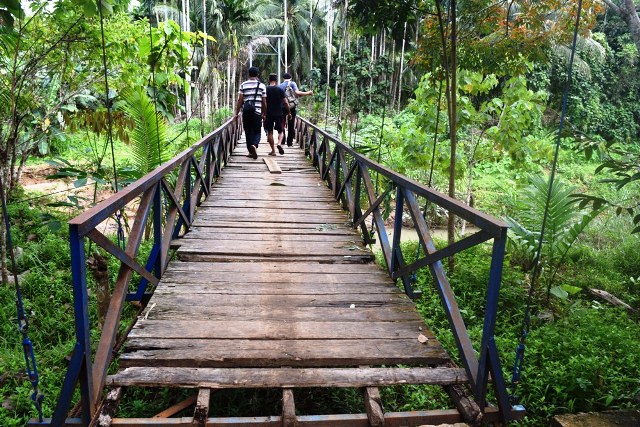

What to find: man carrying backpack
left=279, top=73, right=313, bottom=147
left=236, top=67, right=267, bottom=159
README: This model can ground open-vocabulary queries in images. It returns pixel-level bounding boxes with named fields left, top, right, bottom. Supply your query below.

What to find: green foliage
left=334, top=44, right=394, bottom=114
left=120, top=87, right=171, bottom=177
left=518, top=307, right=640, bottom=421
left=506, top=174, right=604, bottom=295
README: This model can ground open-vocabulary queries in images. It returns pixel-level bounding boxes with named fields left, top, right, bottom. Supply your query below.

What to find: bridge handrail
left=69, top=117, right=237, bottom=236
left=51, top=116, right=241, bottom=426
left=295, top=116, right=513, bottom=422
left=297, top=118, right=507, bottom=237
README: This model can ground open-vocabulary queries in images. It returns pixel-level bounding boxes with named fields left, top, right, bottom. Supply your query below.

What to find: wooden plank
left=205, top=192, right=335, bottom=203
left=195, top=210, right=348, bottom=220
left=180, top=232, right=360, bottom=242
left=153, top=283, right=402, bottom=296
left=90, top=387, right=123, bottom=427
left=188, top=220, right=349, bottom=230
left=134, top=303, right=419, bottom=322
left=128, top=320, right=426, bottom=340
left=159, top=270, right=389, bottom=284
left=152, top=395, right=196, bottom=418
left=107, top=367, right=468, bottom=389
left=184, top=226, right=359, bottom=236
left=176, top=254, right=375, bottom=263
left=164, top=261, right=383, bottom=274
left=282, top=390, right=297, bottom=427
left=263, top=157, right=282, bottom=174
left=212, top=180, right=324, bottom=189
left=35, top=407, right=523, bottom=426
left=363, top=388, right=384, bottom=427
left=176, top=240, right=370, bottom=258
left=120, top=338, right=447, bottom=368
left=192, top=389, right=210, bottom=427
left=198, top=200, right=341, bottom=210
left=142, top=293, right=413, bottom=310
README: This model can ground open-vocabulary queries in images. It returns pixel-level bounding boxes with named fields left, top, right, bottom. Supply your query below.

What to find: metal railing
left=46, top=117, right=241, bottom=426
left=294, top=117, right=513, bottom=422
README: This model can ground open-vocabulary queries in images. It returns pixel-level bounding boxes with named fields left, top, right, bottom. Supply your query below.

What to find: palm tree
left=244, top=0, right=325, bottom=82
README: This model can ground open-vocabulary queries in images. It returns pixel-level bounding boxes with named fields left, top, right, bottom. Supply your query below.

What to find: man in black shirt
left=264, top=73, right=291, bottom=155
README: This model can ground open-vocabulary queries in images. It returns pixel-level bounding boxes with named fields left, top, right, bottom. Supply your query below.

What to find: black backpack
left=242, top=83, right=260, bottom=116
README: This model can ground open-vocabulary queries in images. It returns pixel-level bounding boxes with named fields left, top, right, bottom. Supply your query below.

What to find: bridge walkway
left=40, top=117, right=523, bottom=426
left=106, top=138, right=470, bottom=424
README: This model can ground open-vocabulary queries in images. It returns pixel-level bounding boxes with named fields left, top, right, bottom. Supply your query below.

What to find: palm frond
left=120, top=87, right=170, bottom=177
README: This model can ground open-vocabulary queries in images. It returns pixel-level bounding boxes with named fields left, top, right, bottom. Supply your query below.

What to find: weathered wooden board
left=143, top=293, right=413, bottom=308
left=176, top=240, right=371, bottom=258
left=189, top=220, right=350, bottom=229
left=180, top=231, right=360, bottom=241
left=138, top=304, right=419, bottom=322
left=264, top=157, right=282, bottom=174
left=153, top=283, right=400, bottom=296
left=160, top=270, right=389, bottom=284
left=129, top=320, right=426, bottom=340
left=107, top=367, right=468, bottom=388
left=120, top=338, right=445, bottom=368
left=194, top=212, right=350, bottom=223
left=165, top=261, right=385, bottom=275
left=176, top=253, right=375, bottom=263
left=199, top=200, right=341, bottom=211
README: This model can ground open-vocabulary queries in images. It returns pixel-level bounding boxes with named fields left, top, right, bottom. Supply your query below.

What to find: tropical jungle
left=1, top=0, right=639, bottom=425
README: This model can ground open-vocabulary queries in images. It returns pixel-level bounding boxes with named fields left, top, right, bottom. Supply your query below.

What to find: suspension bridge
left=25, top=116, right=525, bottom=426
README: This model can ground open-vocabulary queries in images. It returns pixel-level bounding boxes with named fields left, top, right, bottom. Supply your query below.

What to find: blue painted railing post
left=476, top=227, right=511, bottom=422
left=153, top=183, right=163, bottom=277
left=184, top=164, right=192, bottom=225
left=51, top=225, right=94, bottom=425
left=390, top=186, right=404, bottom=274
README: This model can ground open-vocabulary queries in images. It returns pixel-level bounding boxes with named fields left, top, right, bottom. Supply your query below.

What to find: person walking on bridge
left=236, top=66, right=266, bottom=159
left=279, top=73, right=313, bottom=147
left=264, top=73, right=291, bottom=156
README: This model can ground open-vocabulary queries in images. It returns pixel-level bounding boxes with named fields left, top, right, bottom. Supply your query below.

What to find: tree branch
left=602, top=0, right=621, bottom=14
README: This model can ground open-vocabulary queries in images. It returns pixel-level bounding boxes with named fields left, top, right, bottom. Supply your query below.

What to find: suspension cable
left=0, top=177, right=44, bottom=422
left=510, top=0, right=584, bottom=403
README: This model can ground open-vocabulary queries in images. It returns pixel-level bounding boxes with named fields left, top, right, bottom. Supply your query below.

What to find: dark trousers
left=285, top=108, right=297, bottom=146
left=243, top=113, right=262, bottom=149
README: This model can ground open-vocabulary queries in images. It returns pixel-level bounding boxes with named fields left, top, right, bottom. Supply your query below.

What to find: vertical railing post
left=476, top=227, right=511, bottom=422
left=390, top=186, right=404, bottom=274
left=70, top=225, right=94, bottom=424
left=184, top=162, right=192, bottom=226
left=153, top=183, right=164, bottom=276
left=333, top=146, right=341, bottom=199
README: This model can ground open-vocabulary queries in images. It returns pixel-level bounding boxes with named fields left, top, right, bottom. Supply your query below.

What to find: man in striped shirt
left=235, top=67, right=267, bottom=159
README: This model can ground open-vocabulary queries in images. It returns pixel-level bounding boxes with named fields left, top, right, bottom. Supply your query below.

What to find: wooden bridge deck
left=105, top=138, right=472, bottom=422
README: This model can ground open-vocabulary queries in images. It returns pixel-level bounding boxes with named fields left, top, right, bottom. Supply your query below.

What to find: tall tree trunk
left=284, top=0, right=288, bottom=71
left=369, top=35, right=374, bottom=112
left=202, top=0, right=209, bottom=120
left=603, top=0, right=640, bottom=52
left=183, top=0, right=192, bottom=118
left=325, top=0, right=333, bottom=125
left=397, top=21, right=407, bottom=112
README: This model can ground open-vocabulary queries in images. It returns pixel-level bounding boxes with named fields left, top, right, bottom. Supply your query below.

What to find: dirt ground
left=20, top=163, right=130, bottom=235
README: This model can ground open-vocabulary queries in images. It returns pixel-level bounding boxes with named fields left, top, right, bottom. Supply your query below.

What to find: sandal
left=277, top=145, right=284, bottom=155
left=268, top=152, right=277, bottom=156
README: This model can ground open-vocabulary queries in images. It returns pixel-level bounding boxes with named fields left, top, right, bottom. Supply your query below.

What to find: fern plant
left=506, top=174, right=604, bottom=297
left=120, top=87, right=170, bottom=178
